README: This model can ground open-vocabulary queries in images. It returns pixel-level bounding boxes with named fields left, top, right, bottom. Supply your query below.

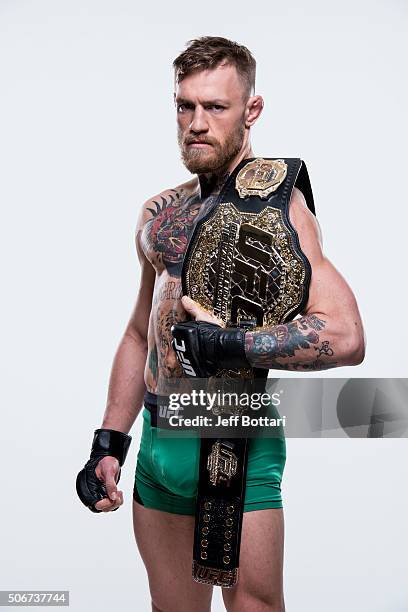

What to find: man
left=76, top=37, right=365, bottom=611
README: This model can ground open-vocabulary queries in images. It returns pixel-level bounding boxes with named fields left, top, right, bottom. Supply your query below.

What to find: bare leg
left=132, top=500, right=213, bottom=612
left=222, top=508, right=285, bottom=612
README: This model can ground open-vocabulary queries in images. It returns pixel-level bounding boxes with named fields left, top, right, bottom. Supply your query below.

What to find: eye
left=177, top=103, right=193, bottom=113
left=207, top=105, right=225, bottom=112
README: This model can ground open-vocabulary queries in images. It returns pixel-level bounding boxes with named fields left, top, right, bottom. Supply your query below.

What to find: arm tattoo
left=244, top=314, right=338, bottom=371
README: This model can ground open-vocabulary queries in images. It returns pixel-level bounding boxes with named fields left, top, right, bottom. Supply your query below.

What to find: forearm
left=244, top=313, right=364, bottom=371
left=100, top=329, right=148, bottom=433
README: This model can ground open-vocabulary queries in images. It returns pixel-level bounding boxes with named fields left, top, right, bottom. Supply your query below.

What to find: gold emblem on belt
left=236, top=158, right=287, bottom=199
left=207, top=441, right=238, bottom=485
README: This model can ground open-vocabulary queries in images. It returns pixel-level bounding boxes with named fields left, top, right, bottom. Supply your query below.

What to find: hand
left=93, top=456, right=124, bottom=512
left=171, top=311, right=250, bottom=378
left=76, top=428, right=131, bottom=514
left=181, top=295, right=224, bottom=327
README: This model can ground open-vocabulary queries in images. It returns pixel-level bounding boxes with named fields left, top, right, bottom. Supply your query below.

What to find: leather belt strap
left=193, top=436, right=248, bottom=587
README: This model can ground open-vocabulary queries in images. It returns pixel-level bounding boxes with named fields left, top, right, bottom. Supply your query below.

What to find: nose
left=189, top=106, right=209, bottom=134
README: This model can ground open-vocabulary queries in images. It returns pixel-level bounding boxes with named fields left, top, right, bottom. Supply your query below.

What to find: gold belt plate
left=184, top=202, right=307, bottom=330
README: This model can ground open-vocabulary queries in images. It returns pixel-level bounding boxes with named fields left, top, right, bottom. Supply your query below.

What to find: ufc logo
left=173, top=338, right=197, bottom=377
left=230, top=223, right=273, bottom=326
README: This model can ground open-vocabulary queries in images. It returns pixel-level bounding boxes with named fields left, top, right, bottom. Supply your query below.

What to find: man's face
left=175, top=63, right=248, bottom=174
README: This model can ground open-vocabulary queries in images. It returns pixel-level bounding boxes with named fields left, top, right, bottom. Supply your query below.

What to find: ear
left=245, top=95, right=264, bottom=127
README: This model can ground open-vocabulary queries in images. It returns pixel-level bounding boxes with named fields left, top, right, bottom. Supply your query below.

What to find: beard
left=178, top=121, right=246, bottom=175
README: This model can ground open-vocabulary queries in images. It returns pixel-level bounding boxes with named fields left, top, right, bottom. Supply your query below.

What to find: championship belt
left=181, top=157, right=316, bottom=587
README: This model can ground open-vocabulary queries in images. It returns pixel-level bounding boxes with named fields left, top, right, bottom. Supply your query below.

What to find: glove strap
left=216, top=328, right=250, bottom=370
left=90, top=429, right=132, bottom=466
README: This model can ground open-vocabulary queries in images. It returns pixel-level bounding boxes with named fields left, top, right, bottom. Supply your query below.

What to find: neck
left=198, top=141, right=255, bottom=199
left=198, top=172, right=229, bottom=199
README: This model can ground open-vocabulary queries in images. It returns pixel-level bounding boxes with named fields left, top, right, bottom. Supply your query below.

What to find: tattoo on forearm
left=244, top=315, right=338, bottom=371
left=315, top=340, right=334, bottom=358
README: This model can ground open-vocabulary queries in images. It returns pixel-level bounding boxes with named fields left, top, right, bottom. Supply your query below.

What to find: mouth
left=186, top=141, right=212, bottom=148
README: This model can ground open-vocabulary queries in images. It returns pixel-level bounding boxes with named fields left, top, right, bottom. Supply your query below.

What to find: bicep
left=303, top=256, right=362, bottom=322
left=289, top=188, right=361, bottom=320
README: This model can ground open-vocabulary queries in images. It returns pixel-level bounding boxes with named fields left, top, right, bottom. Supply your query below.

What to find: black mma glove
left=76, top=428, right=132, bottom=513
left=171, top=320, right=251, bottom=377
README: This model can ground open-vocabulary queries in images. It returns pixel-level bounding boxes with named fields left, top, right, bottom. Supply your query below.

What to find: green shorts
left=133, top=406, right=286, bottom=515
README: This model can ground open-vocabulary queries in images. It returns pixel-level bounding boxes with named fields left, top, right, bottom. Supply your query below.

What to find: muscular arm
left=244, top=188, right=366, bottom=371
left=100, top=219, right=155, bottom=432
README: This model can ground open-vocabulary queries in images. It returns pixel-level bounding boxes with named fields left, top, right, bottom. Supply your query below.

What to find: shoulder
left=135, top=177, right=198, bottom=232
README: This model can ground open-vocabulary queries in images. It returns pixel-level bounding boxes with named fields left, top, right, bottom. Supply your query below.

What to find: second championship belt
left=182, top=157, right=316, bottom=587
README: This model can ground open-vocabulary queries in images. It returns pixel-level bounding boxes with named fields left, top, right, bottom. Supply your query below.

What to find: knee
left=151, top=587, right=212, bottom=612
left=224, top=586, right=285, bottom=612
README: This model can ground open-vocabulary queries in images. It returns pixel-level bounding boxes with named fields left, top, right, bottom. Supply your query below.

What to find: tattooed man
left=76, top=37, right=365, bottom=612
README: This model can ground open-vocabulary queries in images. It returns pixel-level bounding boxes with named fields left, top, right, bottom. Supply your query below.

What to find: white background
left=1, top=1, right=407, bottom=610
